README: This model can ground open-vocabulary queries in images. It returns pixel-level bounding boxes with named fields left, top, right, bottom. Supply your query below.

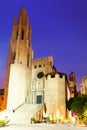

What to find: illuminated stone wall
left=7, top=64, right=30, bottom=110
left=32, top=56, right=53, bottom=78
left=44, top=74, right=67, bottom=118
left=2, top=8, right=32, bottom=110
left=31, top=56, right=68, bottom=118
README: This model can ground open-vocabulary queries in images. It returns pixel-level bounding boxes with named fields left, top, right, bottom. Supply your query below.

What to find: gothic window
left=27, top=53, right=29, bottom=67
left=21, top=30, right=24, bottom=40
left=13, top=52, right=16, bottom=61
left=16, top=30, right=18, bottom=39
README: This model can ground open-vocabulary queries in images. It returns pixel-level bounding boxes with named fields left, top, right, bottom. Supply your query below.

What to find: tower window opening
left=59, top=75, right=63, bottom=78
left=21, top=30, right=24, bottom=40
left=27, top=53, right=29, bottom=67
left=13, top=52, right=16, bottom=61
left=39, top=64, right=41, bottom=68
left=16, top=30, right=18, bottom=39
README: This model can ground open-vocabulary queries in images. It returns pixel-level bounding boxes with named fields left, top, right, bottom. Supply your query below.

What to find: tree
left=67, top=98, right=74, bottom=111
left=82, top=102, right=87, bottom=121
left=67, top=84, right=77, bottom=111
left=71, top=95, right=87, bottom=120
left=67, top=84, right=87, bottom=120
left=74, top=85, right=78, bottom=98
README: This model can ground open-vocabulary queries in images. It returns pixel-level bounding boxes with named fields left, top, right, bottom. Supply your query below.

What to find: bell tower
left=69, top=71, right=76, bottom=82
left=2, top=8, right=33, bottom=110
left=69, top=72, right=77, bottom=98
left=11, top=8, right=32, bottom=66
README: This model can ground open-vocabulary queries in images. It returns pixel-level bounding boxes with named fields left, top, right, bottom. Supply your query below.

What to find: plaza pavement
left=0, top=123, right=87, bottom=130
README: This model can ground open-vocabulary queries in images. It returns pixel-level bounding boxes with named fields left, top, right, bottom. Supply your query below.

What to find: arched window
left=27, top=53, right=29, bottom=67
left=16, top=30, right=18, bottom=39
left=13, top=52, right=16, bottom=60
left=21, top=30, right=24, bottom=40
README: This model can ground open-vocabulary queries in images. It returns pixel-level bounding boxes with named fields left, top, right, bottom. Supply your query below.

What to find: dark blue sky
left=0, top=0, right=87, bottom=90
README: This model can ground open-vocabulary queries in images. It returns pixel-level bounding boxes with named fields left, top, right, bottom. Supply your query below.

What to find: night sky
left=0, top=0, right=87, bottom=90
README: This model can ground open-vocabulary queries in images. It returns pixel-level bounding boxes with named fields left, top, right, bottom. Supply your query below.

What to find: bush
left=45, top=117, right=50, bottom=122
left=31, top=117, right=35, bottom=121
left=0, top=119, right=6, bottom=126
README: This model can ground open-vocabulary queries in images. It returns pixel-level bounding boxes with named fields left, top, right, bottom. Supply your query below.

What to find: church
left=1, top=8, right=70, bottom=120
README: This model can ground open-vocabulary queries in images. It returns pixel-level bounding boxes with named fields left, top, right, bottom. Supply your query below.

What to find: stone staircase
left=0, top=104, right=42, bottom=125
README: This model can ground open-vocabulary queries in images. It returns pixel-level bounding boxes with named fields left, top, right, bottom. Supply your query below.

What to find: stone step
left=0, top=104, right=42, bottom=125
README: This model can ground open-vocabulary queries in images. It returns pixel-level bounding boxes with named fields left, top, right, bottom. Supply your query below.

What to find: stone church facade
left=2, top=8, right=70, bottom=118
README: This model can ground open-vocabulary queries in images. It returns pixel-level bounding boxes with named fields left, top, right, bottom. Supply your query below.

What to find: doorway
left=36, top=95, right=42, bottom=104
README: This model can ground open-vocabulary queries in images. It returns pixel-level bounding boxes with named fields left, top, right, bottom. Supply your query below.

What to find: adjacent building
left=80, top=75, right=87, bottom=95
